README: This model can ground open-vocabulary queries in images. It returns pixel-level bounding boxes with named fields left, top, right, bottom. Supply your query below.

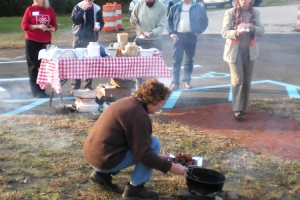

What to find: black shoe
left=90, top=171, right=118, bottom=191
left=122, top=182, right=158, bottom=200
left=234, top=112, right=243, bottom=120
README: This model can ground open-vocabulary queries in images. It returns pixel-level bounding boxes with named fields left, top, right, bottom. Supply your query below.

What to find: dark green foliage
left=0, top=0, right=131, bottom=17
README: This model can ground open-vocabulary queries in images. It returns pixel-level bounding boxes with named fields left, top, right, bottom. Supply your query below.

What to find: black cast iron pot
left=186, top=167, right=226, bottom=194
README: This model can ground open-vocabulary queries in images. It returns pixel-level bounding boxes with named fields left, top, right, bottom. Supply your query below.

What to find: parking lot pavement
left=0, top=4, right=299, bottom=115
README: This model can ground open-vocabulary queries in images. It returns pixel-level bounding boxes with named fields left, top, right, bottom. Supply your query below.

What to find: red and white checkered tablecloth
left=37, top=56, right=172, bottom=94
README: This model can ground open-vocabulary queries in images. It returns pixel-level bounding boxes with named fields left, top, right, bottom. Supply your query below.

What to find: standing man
left=71, top=0, right=105, bottom=93
left=167, top=0, right=208, bottom=91
left=130, top=0, right=168, bottom=90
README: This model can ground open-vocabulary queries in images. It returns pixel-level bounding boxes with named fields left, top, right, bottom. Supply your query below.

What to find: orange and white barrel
left=115, top=3, right=124, bottom=30
left=102, top=3, right=117, bottom=32
left=296, top=5, right=300, bottom=32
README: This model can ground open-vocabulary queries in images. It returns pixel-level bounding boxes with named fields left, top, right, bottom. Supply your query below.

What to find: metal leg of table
left=49, top=79, right=68, bottom=108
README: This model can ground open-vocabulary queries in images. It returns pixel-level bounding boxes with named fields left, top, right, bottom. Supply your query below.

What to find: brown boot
left=90, top=171, right=118, bottom=191
left=122, top=182, right=158, bottom=200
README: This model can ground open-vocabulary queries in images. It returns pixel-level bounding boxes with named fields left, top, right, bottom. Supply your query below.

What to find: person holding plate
left=221, top=0, right=264, bottom=120
left=83, top=78, right=188, bottom=200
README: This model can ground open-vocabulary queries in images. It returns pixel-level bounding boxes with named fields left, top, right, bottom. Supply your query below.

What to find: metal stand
left=49, top=79, right=68, bottom=108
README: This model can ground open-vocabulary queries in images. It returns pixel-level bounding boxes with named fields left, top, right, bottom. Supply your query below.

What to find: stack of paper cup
left=94, top=22, right=100, bottom=29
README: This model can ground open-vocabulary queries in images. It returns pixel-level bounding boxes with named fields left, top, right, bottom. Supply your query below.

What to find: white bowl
left=138, top=49, right=154, bottom=57
left=59, top=50, right=77, bottom=58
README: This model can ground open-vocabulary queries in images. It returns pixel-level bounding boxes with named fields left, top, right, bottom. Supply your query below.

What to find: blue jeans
left=92, top=136, right=161, bottom=185
left=172, top=33, right=197, bottom=86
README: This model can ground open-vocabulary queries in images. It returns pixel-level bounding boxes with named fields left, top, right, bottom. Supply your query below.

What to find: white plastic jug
left=87, top=42, right=100, bottom=57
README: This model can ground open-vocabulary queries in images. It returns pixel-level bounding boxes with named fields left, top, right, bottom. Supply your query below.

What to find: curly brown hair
left=134, top=78, right=171, bottom=105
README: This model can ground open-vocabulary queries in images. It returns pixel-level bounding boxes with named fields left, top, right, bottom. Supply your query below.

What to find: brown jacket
left=221, top=7, right=265, bottom=63
left=83, top=97, right=172, bottom=173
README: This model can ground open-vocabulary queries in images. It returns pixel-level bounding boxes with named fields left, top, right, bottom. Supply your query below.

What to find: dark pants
left=172, top=33, right=197, bottom=86
left=71, top=36, right=95, bottom=90
left=25, top=39, right=50, bottom=95
left=135, top=38, right=162, bottom=90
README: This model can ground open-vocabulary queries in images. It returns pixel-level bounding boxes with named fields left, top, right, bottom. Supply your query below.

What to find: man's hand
left=130, top=18, right=137, bottom=25
left=169, top=163, right=188, bottom=175
left=82, top=1, right=90, bottom=10
left=170, top=34, right=178, bottom=41
left=145, top=31, right=153, bottom=38
left=93, top=27, right=100, bottom=32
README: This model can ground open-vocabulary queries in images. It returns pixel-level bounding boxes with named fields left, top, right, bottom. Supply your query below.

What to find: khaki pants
left=228, top=49, right=255, bottom=112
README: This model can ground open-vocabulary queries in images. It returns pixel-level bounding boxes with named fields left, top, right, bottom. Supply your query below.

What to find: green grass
left=0, top=17, right=23, bottom=34
left=262, top=0, right=299, bottom=6
left=0, top=15, right=131, bottom=49
left=0, top=16, right=73, bottom=34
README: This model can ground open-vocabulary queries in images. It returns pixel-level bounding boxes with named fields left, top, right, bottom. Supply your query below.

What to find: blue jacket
left=71, top=2, right=105, bottom=47
left=167, top=1, right=208, bottom=35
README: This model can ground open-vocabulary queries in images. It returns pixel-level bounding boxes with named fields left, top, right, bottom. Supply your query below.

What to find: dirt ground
left=160, top=102, right=300, bottom=161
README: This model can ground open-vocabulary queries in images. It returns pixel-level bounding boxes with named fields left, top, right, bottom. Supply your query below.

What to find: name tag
left=32, top=11, right=39, bottom=16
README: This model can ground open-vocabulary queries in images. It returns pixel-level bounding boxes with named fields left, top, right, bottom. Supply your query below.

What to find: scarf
left=231, top=5, right=256, bottom=46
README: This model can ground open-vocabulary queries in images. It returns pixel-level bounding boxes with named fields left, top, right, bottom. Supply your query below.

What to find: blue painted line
left=164, top=90, right=182, bottom=109
left=167, top=64, right=202, bottom=70
left=1, top=97, right=76, bottom=117
left=285, top=86, right=299, bottom=98
left=1, top=99, right=49, bottom=117
left=3, top=96, right=75, bottom=103
left=0, top=78, right=29, bottom=82
left=163, top=84, right=232, bottom=109
left=251, top=80, right=300, bottom=98
left=228, top=86, right=232, bottom=102
left=193, top=71, right=230, bottom=79
left=163, top=80, right=300, bottom=109
left=0, top=61, right=26, bottom=64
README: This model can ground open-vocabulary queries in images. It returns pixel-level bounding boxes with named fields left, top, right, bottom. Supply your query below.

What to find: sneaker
left=183, top=83, right=192, bottom=89
left=90, top=171, right=118, bottom=191
left=122, top=182, right=158, bottom=200
left=170, top=84, right=179, bottom=91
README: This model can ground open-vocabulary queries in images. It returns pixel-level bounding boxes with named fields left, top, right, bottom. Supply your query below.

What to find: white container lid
left=89, top=42, right=99, bottom=46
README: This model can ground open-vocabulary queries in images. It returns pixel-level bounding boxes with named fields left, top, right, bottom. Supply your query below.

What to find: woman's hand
left=46, top=26, right=55, bottom=32
left=36, top=24, right=48, bottom=31
left=238, top=23, right=255, bottom=33
left=169, top=163, right=188, bottom=175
